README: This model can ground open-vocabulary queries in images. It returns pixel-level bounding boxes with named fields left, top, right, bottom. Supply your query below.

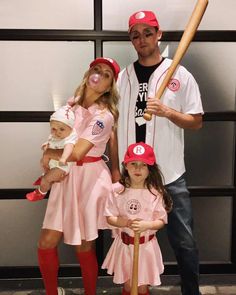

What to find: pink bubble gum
left=89, top=73, right=101, bottom=87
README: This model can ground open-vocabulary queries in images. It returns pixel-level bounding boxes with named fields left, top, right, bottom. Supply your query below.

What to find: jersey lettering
left=135, top=106, right=145, bottom=117
left=137, top=83, right=148, bottom=103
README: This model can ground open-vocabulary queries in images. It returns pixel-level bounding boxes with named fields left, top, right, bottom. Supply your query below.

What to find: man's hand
left=146, top=97, right=203, bottom=130
left=146, top=98, right=170, bottom=118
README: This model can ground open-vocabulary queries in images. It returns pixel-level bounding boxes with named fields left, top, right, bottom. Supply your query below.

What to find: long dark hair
left=119, top=162, right=173, bottom=212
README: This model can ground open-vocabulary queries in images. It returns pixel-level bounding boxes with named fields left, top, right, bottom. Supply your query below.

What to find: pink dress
left=42, top=103, right=114, bottom=245
left=102, top=185, right=167, bottom=286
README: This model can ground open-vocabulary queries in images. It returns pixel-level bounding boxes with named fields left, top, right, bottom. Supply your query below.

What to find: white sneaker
left=57, top=287, right=65, bottom=295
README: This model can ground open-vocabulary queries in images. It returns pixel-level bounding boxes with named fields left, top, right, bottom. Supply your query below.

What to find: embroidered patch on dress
left=168, top=78, right=180, bottom=92
left=92, top=120, right=104, bottom=135
left=126, top=199, right=141, bottom=215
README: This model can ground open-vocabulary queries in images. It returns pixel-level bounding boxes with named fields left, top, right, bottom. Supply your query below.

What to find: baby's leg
left=40, top=168, right=65, bottom=193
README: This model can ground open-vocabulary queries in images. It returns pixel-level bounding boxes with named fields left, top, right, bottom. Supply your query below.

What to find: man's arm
left=146, top=98, right=202, bottom=130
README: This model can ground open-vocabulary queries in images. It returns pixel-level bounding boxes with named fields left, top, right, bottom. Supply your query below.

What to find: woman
left=38, top=57, right=120, bottom=295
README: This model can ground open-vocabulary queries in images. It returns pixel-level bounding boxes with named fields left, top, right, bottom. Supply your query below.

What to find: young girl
left=102, top=142, right=172, bottom=295
left=26, top=105, right=78, bottom=201
left=37, top=57, right=120, bottom=295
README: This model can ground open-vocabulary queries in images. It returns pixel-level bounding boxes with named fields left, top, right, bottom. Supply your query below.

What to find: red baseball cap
left=124, top=142, right=156, bottom=165
left=90, top=57, right=120, bottom=81
left=128, top=10, right=159, bottom=33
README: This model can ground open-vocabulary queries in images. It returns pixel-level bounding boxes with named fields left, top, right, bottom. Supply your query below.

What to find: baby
left=26, top=105, right=78, bottom=201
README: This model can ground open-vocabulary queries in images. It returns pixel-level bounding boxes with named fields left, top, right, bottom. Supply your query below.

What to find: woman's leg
left=75, top=240, right=98, bottom=295
left=38, top=229, right=63, bottom=295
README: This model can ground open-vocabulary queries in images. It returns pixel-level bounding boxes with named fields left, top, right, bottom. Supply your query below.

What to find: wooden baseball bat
left=131, top=232, right=140, bottom=295
left=143, top=0, right=208, bottom=121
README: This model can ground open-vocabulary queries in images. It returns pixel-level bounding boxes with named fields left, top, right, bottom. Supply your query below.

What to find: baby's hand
left=59, top=158, right=67, bottom=166
left=41, top=143, right=49, bottom=151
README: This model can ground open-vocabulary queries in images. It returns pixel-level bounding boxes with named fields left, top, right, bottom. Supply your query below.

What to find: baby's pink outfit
left=102, top=185, right=167, bottom=286
left=42, top=102, right=114, bottom=245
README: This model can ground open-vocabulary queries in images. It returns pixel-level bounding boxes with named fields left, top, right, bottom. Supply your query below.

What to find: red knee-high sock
left=121, top=288, right=149, bottom=295
left=38, top=247, right=59, bottom=295
left=76, top=250, right=98, bottom=295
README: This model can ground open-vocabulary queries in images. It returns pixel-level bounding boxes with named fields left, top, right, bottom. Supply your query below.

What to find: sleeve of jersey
left=104, top=190, right=120, bottom=217
left=79, top=111, right=114, bottom=145
left=181, top=72, right=204, bottom=115
left=153, top=194, right=168, bottom=224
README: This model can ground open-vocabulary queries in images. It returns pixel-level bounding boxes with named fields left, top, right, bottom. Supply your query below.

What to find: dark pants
left=165, top=174, right=200, bottom=295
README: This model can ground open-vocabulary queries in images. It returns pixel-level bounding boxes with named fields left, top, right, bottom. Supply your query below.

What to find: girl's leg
left=138, top=285, right=150, bottom=295
left=75, top=240, right=98, bottom=295
left=38, top=229, right=63, bottom=295
left=122, top=282, right=149, bottom=295
left=122, top=281, right=131, bottom=295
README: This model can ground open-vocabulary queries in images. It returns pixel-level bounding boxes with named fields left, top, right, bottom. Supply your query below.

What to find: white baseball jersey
left=117, top=58, right=204, bottom=185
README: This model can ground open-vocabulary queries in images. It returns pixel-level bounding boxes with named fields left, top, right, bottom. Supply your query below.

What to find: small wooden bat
left=131, top=232, right=140, bottom=295
left=143, top=0, right=208, bottom=121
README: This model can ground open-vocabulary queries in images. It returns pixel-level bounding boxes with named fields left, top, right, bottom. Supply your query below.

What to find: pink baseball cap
left=90, top=57, right=120, bottom=81
left=124, top=142, right=156, bottom=165
left=128, top=10, right=159, bottom=33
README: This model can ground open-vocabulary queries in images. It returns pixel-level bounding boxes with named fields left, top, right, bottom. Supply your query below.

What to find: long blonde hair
left=73, top=69, right=120, bottom=127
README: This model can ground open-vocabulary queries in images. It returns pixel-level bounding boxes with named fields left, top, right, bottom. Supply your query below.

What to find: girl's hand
left=126, top=219, right=132, bottom=228
left=130, top=219, right=149, bottom=233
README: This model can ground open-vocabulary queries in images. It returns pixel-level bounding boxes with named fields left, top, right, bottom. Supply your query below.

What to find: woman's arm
left=41, top=138, right=94, bottom=170
left=70, top=138, right=94, bottom=161
left=108, top=129, right=121, bottom=182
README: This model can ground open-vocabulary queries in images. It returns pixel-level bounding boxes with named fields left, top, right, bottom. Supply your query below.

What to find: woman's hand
left=40, top=152, right=50, bottom=173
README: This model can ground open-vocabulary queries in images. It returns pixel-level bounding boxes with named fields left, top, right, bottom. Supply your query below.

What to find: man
left=110, top=10, right=203, bottom=295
